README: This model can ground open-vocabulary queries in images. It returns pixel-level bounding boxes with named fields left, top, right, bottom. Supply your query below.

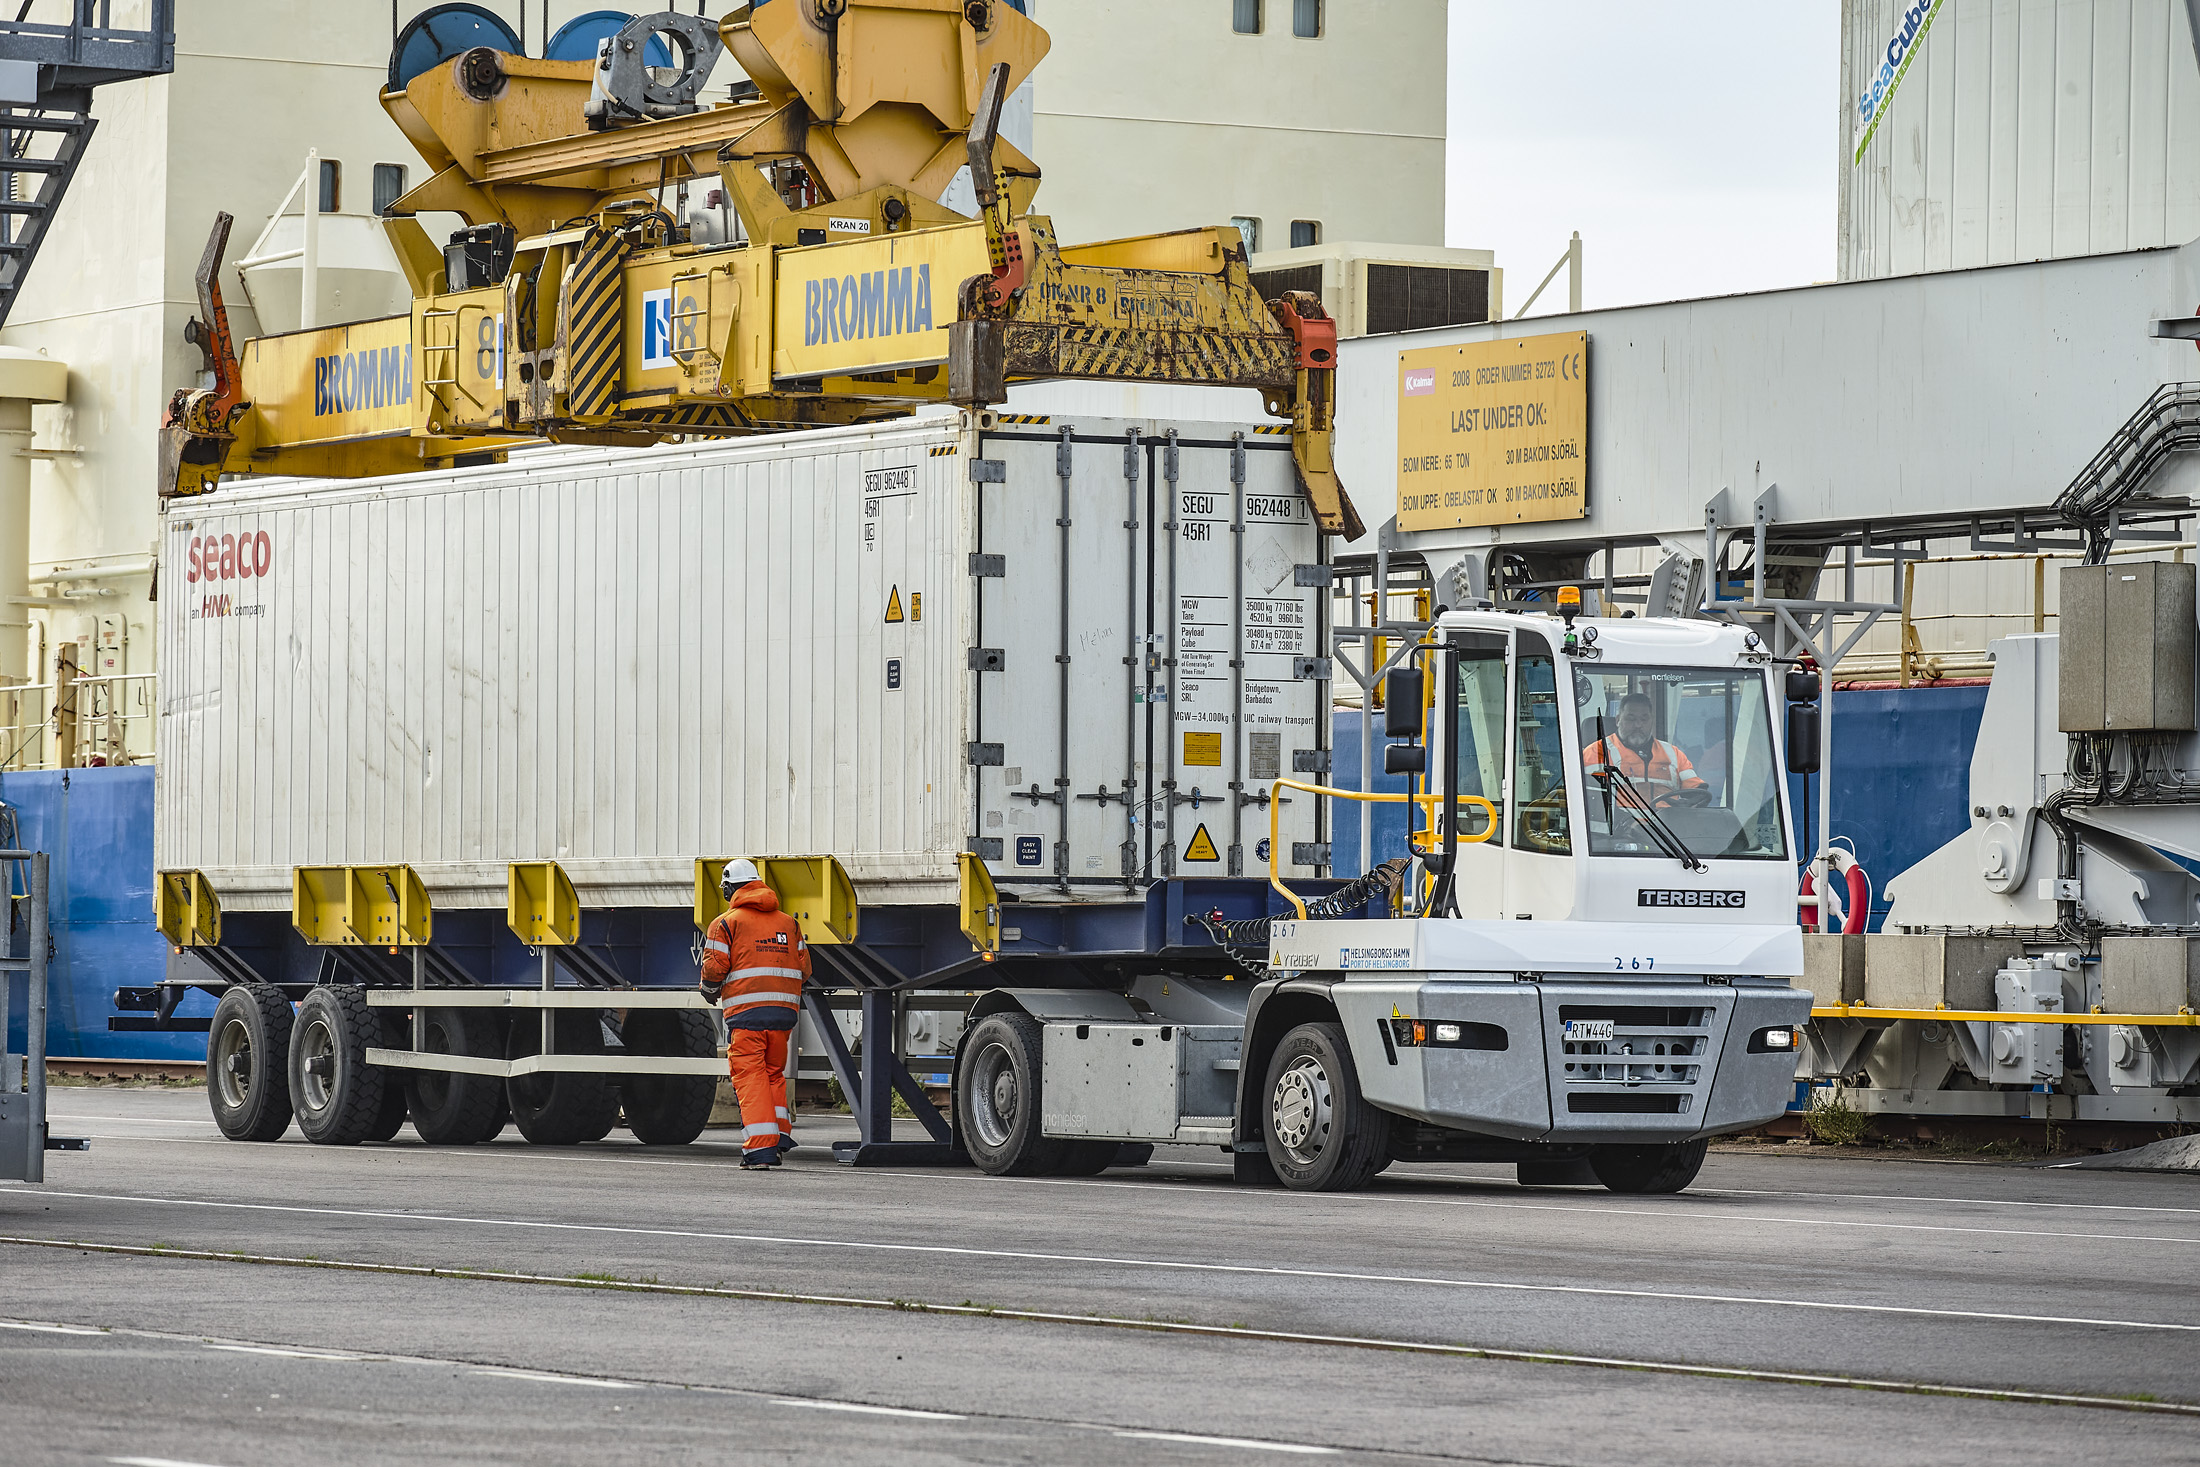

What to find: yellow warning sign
left=1183, top=731, right=1222, bottom=767
left=885, top=586, right=904, bottom=623
left=1184, top=824, right=1220, bottom=862
left=911, top=591, right=922, bottom=622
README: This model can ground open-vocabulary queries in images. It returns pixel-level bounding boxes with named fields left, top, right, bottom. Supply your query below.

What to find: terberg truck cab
left=954, top=604, right=1810, bottom=1194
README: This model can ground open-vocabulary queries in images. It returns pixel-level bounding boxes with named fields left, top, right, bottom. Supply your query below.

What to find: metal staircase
left=0, top=1, right=173, bottom=330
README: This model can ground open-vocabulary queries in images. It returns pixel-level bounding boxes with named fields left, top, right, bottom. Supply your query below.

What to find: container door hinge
left=1056, top=428, right=1074, bottom=479
left=966, top=742, right=1004, bottom=766
left=1123, top=432, right=1141, bottom=482
left=969, top=458, right=1007, bottom=483
left=1292, top=749, right=1331, bottom=774
left=1292, top=842, right=1332, bottom=868
left=968, top=553, right=1005, bottom=577
left=1294, top=564, right=1335, bottom=588
left=1293, top=657, right=1333, bottom=681
left=967, top=647, right=1004, bottom=672
left=967, top=837, right=1004, bottom=861
left=1163, top=433, right=1179, bottom=483
left=1230, top=440, right=1247, bottom=485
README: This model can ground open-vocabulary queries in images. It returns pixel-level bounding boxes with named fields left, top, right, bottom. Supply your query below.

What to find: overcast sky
left=1449, top=1, right=1842, bottom=313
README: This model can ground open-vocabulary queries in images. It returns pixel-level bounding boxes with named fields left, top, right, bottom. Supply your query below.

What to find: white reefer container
left=156, top=412, right=1331, bottom=912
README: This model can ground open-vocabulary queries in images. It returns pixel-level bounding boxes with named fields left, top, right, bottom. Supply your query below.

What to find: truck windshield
left=1574, top=666, right=1787, bottom=860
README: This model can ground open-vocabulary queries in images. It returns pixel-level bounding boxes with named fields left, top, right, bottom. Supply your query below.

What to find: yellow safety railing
left=1266, top=778, right=1498, bottom=920
left=1810, top=1004, right=2199, bottom=1027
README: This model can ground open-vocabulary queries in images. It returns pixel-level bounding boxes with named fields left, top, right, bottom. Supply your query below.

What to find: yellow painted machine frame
left=693, top=854, right=858, bottom=945
left=506, top=860, right=581, bottom=947
left=159, top=0, right=1361, bottom=536
left=154, top=869, right=221, bottom=949
left=292, top=864, right=433, bottom=948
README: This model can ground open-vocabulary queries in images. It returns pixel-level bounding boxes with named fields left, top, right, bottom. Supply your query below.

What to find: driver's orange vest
left=1582, top=735, right=1701, bottom=794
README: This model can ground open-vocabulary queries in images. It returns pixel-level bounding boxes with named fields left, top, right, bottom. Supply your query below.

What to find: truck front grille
left=1558, top=1004, right=1711, bottom=1087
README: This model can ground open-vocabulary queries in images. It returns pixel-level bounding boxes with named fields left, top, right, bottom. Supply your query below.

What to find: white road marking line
left=205, top=1343, right=365, bottom=1361
left=471, top=1367, right=641, bottom=1389
left=0, top=1318, right=104, bottom=1334
left=1695, top=1185, right=2200, bottom=1218
left=109, top=1457, right=237, bottom=1467
left=773, top=1399, right=966, bottom=1420
left=49, top=1114, right=219, bottom=1126
left=11, top=1191, right=2200, bottom=1335
left=1116, top=1430, right=1336, bottom=1455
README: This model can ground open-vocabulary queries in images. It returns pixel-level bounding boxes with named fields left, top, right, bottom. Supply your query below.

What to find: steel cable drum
left=546, top=11, right=672, bottom=65
left=389, top=3, right=524, bottom=92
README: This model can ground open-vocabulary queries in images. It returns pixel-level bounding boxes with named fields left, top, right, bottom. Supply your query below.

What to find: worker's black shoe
left=740, top=1149, right=781, bottom=1169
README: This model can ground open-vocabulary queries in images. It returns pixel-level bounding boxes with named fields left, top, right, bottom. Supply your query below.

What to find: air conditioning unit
left=1247, top=241, right=1502, bottom=341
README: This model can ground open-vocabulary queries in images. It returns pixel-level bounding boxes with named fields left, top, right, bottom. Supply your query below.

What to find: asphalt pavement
left=4, top=1086, right=2199, bottom=1465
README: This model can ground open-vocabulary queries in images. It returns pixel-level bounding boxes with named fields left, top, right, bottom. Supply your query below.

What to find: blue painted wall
left=1332, top=685, right=1988, bottom=934
left=1, top=767, right=210, bottom=1063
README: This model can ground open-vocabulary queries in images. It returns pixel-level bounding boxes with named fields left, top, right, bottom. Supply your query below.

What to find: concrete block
left=1863, top=934, right=2024, bottom=1011
left=1800, top=933, right=1865, bottom=1007
left=2099, top=937, right=2200, bottom=1015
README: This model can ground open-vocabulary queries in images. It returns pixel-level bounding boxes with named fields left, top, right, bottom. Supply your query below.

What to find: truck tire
left=404, top=1006, right=507, bottom=1146
left=1262, top=1021, right=1391, bottom=1192
left=956, top=1012, right=1065, bottom=1176
left=366, top=1012, right=410, bottom=1142
left=207, top=983, right=295, bottom=1142
left=507, top=1008, right=622, bottom=1145
left=289, top=986, right=393, bottom=1146
left=620, top=1008, right=718, bottom=1146
left=1589, top=1139, right=1709, bottom=1194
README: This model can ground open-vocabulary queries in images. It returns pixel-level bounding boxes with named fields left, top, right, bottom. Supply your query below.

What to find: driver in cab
left=1582, top=692, right=1707, bottom=802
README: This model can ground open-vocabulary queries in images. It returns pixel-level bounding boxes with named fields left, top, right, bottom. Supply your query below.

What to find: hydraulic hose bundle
left=1188, top=858, right=1412, bottom=978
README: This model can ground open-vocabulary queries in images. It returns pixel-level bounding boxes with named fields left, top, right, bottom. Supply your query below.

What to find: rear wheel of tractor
left=507, top=1009, right=621, bottom=1145
left=289, top=986, right=392, bottom=1146
left=621, top=1008, right=718, bottom=1146
left=206, top=983, right=295, bottom=1142
left=404, top=1006, right=507, bottom=1145
left=1262, top=1021, right=1391, bottom=1192
left=1589, top=1139, right=1708, bottom=1194
left=955, top=1013, right=1064, bottom=1176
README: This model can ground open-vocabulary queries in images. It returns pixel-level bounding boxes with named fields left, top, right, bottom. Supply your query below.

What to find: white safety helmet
left=719, top=858, right=761, bottom=898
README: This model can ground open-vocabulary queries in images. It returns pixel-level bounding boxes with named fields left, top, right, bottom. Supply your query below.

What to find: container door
left=971, top=424, right=1151, bottom=891
left=1156, top=431, right=1325, bottom=880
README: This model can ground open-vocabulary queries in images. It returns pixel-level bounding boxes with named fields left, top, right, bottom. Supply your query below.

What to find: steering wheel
left=1653, top=786, right=1715, bottom=811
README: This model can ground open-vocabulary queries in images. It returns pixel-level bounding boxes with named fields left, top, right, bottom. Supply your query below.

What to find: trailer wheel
left=1588, top=1139, right=1708, bottom=1195
left=620, top=1008, right=718, bottom=1146
left=1262, top=1021, right=1391, bottom=1192
left=206, top=983, right=295, bottom=1142
left=289, top=986, right=393, bottom=1146
left=507, top=1009, right=622, bottom=1145
left=365, top=1011, right=410, bottom=1142
left=402, top=1007, right=507, bottom=1145
left=955, top=1012, right=1064, bottom=1176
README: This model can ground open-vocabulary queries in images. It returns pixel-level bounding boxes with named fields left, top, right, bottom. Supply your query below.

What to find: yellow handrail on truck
left=1264, top=778, right=1499, bottom=920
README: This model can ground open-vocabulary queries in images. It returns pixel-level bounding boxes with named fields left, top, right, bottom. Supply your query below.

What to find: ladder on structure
left=0, top=1, right=174, bottom=330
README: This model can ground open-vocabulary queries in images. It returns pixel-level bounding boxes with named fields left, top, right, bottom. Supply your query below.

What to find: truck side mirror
left=1785, top=702, right=1821, bottom=774
left=1383, top=668, right=1424, bottom=740
left=1383, top=743, right=1427, bottom=775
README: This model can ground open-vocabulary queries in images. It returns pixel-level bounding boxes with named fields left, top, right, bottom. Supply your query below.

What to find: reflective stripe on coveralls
left=1582, top=735, right=1704, bottom=795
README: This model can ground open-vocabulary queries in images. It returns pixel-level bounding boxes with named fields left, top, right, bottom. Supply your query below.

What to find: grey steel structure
left=0, top=849, right=80, bottom=1182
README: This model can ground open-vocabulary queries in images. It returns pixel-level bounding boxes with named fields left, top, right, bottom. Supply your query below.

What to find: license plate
left=1563, top=1019, right=1615, bottom=1042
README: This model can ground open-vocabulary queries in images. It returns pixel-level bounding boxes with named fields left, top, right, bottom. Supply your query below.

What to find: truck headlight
left=1747, top=1026, right=1796, bottom=1053
left=1434, top=1023, right=1462, bottom=1044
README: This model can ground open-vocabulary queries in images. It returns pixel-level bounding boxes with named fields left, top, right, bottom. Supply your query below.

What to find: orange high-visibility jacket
left=702, top=884, right=810, bottom=1031
left=1581, top=734, right=1705, bottom=795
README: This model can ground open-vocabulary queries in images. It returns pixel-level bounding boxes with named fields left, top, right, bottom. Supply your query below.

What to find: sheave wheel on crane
left=289, top=986, right=397, bottom=1146
left=619, top=1007, right=718, bottom=1146
left=956, top=1012, right=1066, bottom=1176
left=206, top=983, right=295, bottom=1142
left=1261, top=1021, right=1392, bottom=1192
left=1588, top=1139, right=1708, bottom=1194
left=506, top=1008, right=622, bottom=1145
left=404, top=1005, right=507, bottom=1145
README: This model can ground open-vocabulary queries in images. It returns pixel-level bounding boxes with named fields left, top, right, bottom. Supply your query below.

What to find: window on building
left=1289, top=220, right=1320, bottom=249
left=1230, top=216, right=1262, bottom=252
left=317, top=159, right=341, bottom=214
left=1293, top=0, right=1321, bottom=37
left=1233, top=0, right=1262, bottom=34
left=372, top=164, right=407, bottom=217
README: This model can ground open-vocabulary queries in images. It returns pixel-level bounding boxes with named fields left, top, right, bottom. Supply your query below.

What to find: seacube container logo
left=1854, top=0, right=1944, bottom=163
left=185, top=527, right=273, bottom=621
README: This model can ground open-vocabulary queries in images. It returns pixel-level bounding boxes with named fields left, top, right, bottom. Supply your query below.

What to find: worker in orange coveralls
left=698, top=859, right=809, bottom=1169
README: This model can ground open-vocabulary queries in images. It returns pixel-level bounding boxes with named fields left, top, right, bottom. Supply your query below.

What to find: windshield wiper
left=1591, top=717, right=1704, bottom=871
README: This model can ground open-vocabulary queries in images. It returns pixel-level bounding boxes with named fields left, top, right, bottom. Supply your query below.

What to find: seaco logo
left=187, top=529, right=272, bottom=583
left=804, top=263, right=935, bottom=348
left=316, top=343, right=413, bottom=417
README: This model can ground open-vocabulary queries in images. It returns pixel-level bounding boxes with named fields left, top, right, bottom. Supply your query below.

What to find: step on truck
left=954, top=604, right=1811, bottom=1193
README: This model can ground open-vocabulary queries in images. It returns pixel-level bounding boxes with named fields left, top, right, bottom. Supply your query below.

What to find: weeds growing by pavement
left=1802, top=1089, right=1872, bottom=1147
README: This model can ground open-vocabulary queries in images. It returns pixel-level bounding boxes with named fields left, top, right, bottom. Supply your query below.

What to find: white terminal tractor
left=960, top=596, right=1812, bottom=1195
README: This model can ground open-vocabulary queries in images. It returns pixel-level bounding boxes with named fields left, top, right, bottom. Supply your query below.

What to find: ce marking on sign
left=1558, top=352, right=1584, bottom=382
